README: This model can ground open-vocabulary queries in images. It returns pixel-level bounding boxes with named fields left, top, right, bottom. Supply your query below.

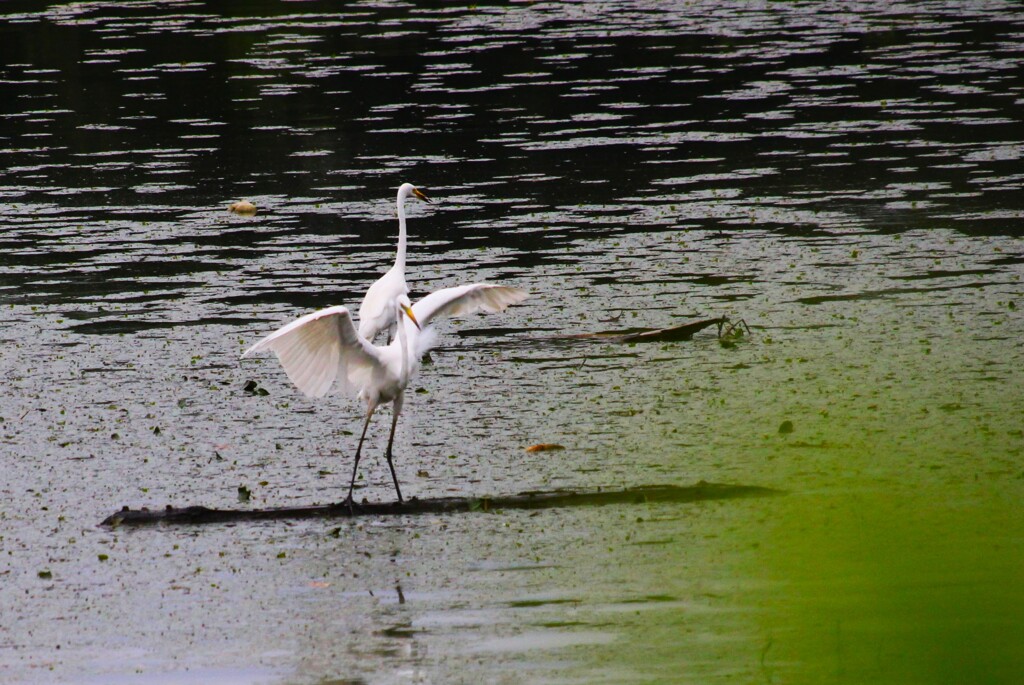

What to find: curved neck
left=395, top=193, right=408, bottom=270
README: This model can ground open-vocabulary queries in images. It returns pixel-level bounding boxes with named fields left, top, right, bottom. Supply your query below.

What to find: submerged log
left=100, top=482, right=779, bottom=527
left=564, top=317, right=729, bottom=343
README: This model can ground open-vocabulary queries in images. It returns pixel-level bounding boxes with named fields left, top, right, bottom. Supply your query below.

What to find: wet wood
left=100, top=481, right=780, bottom=527
left=565, top=317, right=728, bottom=343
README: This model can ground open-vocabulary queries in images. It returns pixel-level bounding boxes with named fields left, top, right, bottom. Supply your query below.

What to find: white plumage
left=357, top=183, right=431, bottom=341
left=243, top=283, right=528, bottom=504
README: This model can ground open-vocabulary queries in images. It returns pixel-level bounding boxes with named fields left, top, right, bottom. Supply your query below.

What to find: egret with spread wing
left=242, top=283, right=528, bottom=505
left=358, top=183, right=431, bottom=341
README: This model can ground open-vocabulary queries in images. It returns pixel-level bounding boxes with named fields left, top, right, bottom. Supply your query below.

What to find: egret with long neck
left=243, top=283, right=528, bottom=505
left=358, top=183, right=431, bottom=341
left=349, top=294, right=420, bottom=502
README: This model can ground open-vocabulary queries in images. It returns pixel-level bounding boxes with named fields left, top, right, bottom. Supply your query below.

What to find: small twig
left=718, top=318, right=751, bottom=340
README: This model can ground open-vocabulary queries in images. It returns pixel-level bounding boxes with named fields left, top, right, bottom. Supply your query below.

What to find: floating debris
left=243, top=380, right=269, bottom=396
left=526, top=443, right=565, bottom=453
left=228, top=200, right=257, bottom=215
left=718, top=318, right=751, bottom=348
left=562, top=317, right=727, bottom=344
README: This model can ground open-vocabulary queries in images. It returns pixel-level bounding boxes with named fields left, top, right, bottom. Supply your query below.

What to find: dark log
left=563, top=317, right=728, bottom=343
left=100, top=482, right=780, bottom=527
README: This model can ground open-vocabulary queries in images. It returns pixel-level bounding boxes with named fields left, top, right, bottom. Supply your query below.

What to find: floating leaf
left=778, top=420, right=794, bottom=435
left=228, top=200, right=257, bottom=215
left=526, top=443, right=565, bottom=453
left=243, top=380, right=270, bottom=397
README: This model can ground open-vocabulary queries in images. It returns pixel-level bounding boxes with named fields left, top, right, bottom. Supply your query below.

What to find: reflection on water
left=1, top=1, right=1023, bottom=683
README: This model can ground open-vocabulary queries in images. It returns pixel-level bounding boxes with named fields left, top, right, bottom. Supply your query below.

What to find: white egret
left=358, top=183, right=431, bottom=341
left=242, top=283, right=528, bottom=505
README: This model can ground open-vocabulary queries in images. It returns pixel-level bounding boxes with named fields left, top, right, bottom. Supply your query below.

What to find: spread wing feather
left=412, top=284, right=529, bottom=329
left=242, top=306, right=381, bottom=398
left=407, top=284, right=528, bottom=358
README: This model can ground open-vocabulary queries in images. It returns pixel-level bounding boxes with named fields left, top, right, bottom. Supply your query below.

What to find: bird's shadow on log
left=101, top=482, right=781, bottom=528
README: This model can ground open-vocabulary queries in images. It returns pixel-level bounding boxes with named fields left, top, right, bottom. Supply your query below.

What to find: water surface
left=1, top=2, right=1023, bottom=683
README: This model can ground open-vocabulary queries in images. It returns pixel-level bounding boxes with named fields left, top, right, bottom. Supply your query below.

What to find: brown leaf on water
left=228, top=200, right=257, bottom=215
left=526, top=443, right=565, bottom=453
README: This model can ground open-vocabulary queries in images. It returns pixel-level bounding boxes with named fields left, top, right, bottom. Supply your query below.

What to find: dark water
left=2, top=2, right=1023, bottom=684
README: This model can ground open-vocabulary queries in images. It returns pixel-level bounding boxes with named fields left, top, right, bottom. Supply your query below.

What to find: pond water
left=2, top=1, right=1023, bottom=683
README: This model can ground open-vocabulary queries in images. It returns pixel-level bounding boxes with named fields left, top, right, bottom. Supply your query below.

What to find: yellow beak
left=413, top=187, right=432, bottom=204
left=401, top=304, right=421, bottom=330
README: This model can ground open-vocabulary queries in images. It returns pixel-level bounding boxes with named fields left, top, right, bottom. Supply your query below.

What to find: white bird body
left=243, top=283, right=528, bottom=504
left=357, top=183, right=431, bottom=341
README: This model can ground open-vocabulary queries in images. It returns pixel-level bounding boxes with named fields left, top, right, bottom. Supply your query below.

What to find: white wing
left=412, top=284, right=529, bottom=329
left=242, top=305, right=381, bottom=398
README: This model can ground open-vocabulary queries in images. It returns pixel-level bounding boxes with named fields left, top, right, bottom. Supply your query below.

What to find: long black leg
left=384, top=395, right=404, bottom=504
left=345, top=404, right=376, bottom=508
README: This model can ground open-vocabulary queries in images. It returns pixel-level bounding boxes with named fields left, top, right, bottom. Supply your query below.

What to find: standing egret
left=358, top=183, right=431, bottom=341
left=242, top=283, right=528, bottom=505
